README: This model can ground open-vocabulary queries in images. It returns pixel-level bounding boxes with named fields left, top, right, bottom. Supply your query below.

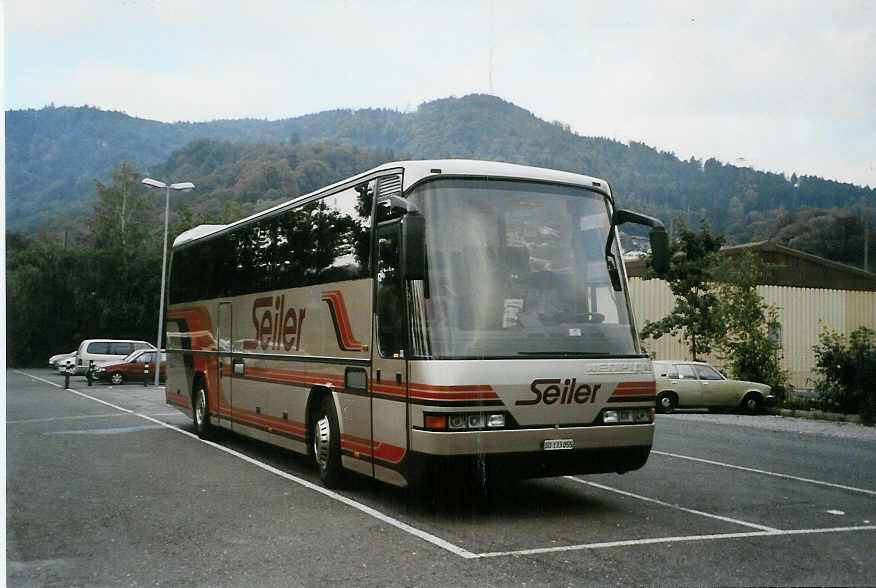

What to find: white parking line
left=134, top=411, right=479, bottom=559
left=475, top=525, right=876, bottom=558
left=652, top=450, right=876, bottom=496
left=17, top=372, right=135, bottom=414
left=565, top=477, right=779, bottom=532
left=14, top=371, right=478, bottom=560
left=17, top=372, right=66, bottom=389
left=14, top=371, right=876, bottom=560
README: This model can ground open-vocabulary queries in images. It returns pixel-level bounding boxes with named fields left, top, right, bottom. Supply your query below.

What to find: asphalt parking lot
left=7, top=369, right=876, bottom=586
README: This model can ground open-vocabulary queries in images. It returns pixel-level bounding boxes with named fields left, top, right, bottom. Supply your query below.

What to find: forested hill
left=6, top=94, right=874, bottom=241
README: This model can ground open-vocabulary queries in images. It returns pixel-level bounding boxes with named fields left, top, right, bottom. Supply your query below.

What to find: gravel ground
left=660, top=411, right=876, bottom=441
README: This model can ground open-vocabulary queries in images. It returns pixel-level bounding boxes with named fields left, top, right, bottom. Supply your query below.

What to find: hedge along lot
left=775, top=407, right=868, bottom=424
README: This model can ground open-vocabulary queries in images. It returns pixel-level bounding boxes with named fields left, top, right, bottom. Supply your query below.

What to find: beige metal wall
left=628, top=278, right=876, bottom=390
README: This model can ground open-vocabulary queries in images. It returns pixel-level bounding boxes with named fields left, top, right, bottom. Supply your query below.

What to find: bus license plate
left=544, top=439, right=574, bottom=451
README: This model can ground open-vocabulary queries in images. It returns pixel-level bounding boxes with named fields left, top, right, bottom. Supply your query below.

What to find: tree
left=91, top=162, right=154, bottom=250
left=6, top=231, right=84, bottom=365
left=85, top=163, right=163, bottom=342
left=714, top=251, right=787, bottom=391
left=641, top=220, right=725, bottom=360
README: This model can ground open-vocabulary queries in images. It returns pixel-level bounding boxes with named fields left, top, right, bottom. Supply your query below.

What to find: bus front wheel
left=312, top=396, right=344, bottom=488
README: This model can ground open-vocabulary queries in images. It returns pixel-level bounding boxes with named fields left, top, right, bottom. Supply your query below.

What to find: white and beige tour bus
left=165, top=159, right=669, bottom=489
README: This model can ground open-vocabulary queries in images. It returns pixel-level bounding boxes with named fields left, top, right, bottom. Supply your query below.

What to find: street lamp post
left=142, top=177, right=194, bottom=386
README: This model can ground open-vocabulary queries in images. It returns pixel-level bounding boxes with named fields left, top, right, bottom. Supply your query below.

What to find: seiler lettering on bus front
left=516, top=378, right=601, bottom=406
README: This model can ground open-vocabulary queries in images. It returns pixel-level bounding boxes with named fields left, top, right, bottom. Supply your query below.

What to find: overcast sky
left=4, top=0, right=875, bottom=187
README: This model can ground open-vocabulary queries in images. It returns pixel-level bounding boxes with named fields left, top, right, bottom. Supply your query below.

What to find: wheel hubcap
left=661, top=396, right=671, bottom=408
left=195, top=389, right=206, bottom=426
left=313, top=414, right=331, bottom=468
left=111, top=373, right=122, bottom=385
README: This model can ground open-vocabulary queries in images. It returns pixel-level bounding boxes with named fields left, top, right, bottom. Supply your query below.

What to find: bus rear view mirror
left=609, top=209, right=670, bottom=278
left=402, top=213, right=426, bottom=281
left=648, top=227, right=670, bottom=274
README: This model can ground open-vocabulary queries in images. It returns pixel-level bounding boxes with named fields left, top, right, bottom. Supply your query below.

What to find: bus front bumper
left=410, top=422, right=654, bottom=456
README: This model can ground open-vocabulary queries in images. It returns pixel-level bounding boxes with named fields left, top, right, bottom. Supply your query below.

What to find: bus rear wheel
left=312, top=396, right=344, bottom=488
left=193, top=379, right=213, bottom=439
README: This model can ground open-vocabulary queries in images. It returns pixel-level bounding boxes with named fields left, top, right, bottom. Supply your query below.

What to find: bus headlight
left=448, top=414, right=467, bottom=429
left=487, top=414, right=505, bottom=428
left=602, top=408, right=652, bottom=425
left=425, top=411, right=512, bottom=431
left=467, top=413, right=485, bottom=429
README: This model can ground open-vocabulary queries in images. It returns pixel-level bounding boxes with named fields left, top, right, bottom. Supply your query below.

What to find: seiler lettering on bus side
left=516, top=378, right=601, bottom=406
left=244, top=295, right=306, bottom=351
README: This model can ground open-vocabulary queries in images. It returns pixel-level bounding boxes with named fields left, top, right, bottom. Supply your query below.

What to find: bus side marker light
left=425, top=415, right=447, bottom=430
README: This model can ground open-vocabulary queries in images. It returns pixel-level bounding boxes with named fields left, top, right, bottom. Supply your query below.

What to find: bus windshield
left=407, top=178, right=640, bottom=359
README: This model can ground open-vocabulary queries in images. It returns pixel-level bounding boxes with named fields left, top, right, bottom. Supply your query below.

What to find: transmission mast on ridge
left=488, top=0, right=495, bottom=95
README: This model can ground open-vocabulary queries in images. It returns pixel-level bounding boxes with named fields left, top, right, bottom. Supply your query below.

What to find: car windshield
left=406, top=178, right=639, bottom=359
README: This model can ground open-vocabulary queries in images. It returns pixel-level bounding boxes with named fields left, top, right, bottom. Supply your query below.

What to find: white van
left=76, top=339, right=156, bottom=379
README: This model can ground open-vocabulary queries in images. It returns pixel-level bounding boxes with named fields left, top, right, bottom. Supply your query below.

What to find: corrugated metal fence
left=628, top=278, right=876, bottom=390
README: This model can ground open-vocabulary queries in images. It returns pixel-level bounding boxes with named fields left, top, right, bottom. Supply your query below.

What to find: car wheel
left=657, top=391, right=677, bottom=413
left=110, top=371, right=124, bottom=385
left=193, top=379, right=213, bottom=439
left=312, top=395, right=344, bottom=488
left=742, top=393, right=762, bottom=414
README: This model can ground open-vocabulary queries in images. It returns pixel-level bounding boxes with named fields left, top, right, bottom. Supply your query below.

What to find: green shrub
left=813, top=326, right=876, bottom=423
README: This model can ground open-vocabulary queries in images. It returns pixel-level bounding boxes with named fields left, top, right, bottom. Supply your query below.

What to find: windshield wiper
left=517, top=351, right=611, bottom=357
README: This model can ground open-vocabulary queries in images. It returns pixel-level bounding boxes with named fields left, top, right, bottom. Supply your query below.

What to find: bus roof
left=172, top=159, right=611, bottom=248
left=388, top=159, right=609, bottom=193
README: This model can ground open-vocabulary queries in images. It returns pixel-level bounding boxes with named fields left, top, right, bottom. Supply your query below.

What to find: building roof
left=624, top=240, right=876, bottom=291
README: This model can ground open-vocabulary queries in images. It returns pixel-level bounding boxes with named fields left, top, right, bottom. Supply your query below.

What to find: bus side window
left=376, top=229, right=404, bottom=357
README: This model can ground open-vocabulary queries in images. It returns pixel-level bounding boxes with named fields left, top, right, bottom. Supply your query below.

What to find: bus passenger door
left=371, top=225, right=409, bottom=486
left=217, top=301, right=233, bottom=429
